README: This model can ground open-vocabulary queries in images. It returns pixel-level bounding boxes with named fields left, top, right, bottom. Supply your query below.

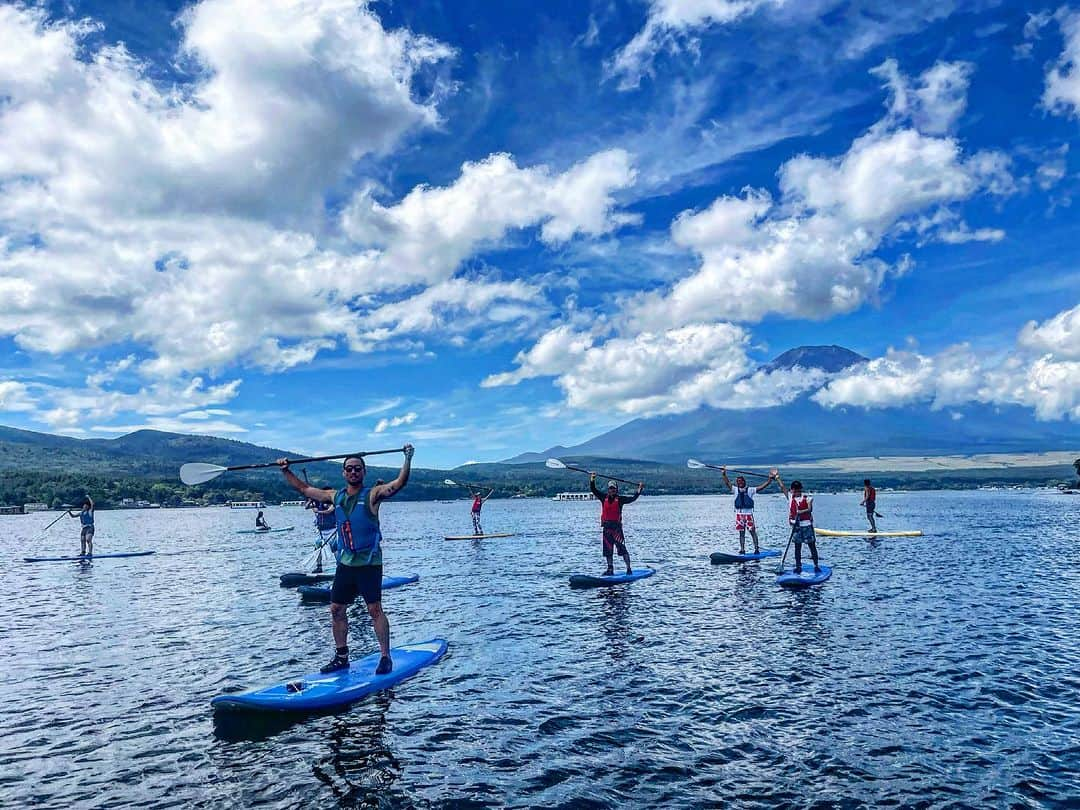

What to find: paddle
left=30, top=510, right=69, bottom=545
left=686, top=458, right=771, bottom=479
left=179, top=447, right=407, bottom=486
left=545, top=458, right=642, bottom=488
left=444, top=478, right=482, bottom=493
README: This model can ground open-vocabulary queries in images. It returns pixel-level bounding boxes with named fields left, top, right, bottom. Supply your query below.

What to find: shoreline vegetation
left=3, top=456, right=1077, bottom=510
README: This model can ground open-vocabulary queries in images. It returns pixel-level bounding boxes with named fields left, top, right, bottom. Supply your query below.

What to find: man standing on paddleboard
left=67, top=497, right=94, bottom=556
left=861, top=479, right=878, bottom=533
left=471, top=487, right=494, bottom=535
left=777, top=477, right=821, bottom=574
left=590, top=473, right=644, bottom=576
left=278, top=444, right=414, bottom=675
left=720, top=467, right=779, bottom=555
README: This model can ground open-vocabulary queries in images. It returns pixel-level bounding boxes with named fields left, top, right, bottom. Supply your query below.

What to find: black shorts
left=331, top=564, right=383, bottom=606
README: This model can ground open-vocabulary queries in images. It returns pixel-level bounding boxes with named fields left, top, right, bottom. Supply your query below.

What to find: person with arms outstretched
left=471, top=487, right=494, bottom=535
left=279, top=445, right=413, bottom=675
left=720, top=467, right=779, bottom=555
left=777, top=476, right=820, bottom=574
left=67, top=497, right=94, bottom=556
left=861, top=479, right=878, bottom=533
left=590, top=473, right=644, bottom=576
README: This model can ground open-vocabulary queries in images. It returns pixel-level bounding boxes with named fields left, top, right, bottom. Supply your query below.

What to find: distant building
left=0, top=505, right=24, bottom=515
left=24, top=503, right=48, bottom=512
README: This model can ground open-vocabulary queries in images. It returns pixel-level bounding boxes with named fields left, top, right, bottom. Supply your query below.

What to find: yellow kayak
left=814, top=528, right=923, bottom=537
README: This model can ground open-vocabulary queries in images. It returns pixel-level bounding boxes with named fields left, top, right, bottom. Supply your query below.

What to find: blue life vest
left=315, top=509, right=336, bottom=531
left=80, top=510, right=94, bottom=527
left=734, top=488, right=754, bottom=510
left=334, top=487, right=381, bottom=561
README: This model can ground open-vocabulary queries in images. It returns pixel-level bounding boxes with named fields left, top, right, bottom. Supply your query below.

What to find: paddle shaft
left=226, top=447, right=405, bottom=474
left=559, top=463, right=641, bottom=488
left=696, top=462, right=771, bottom=479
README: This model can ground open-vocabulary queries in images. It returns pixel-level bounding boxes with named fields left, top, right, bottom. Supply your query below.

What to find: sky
left=0, top=0, right=1079, bottom=467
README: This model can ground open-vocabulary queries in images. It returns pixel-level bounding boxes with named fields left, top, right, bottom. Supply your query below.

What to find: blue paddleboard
left=711, top=549, right=781, bottom=564
left=211, top=638, right=449, bottom=712
left=24, top=550, right=156, bottom=563
left=569, top=567, right=656, bottom=588
left=280, top=571, right=335, bottom=587
left=297, top=574, right=420, bottom=601
left=776, top=564, right=832, bottom=588
left=236, top=527, right=295, bottom=535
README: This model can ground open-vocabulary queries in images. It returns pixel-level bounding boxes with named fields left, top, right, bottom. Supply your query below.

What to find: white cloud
left=1043, top=8, right=1080, bottom=116
left=871, top=58, right=973, bottom=135
left=608, top=0, right=783, bottom=90
left=373, top=411, right=418, bottom=433
left=1018, top=302, right=1080, bottom=360
left=482, top=324, right=595, bottom=387
left=0, top=380, right=36, bottom=412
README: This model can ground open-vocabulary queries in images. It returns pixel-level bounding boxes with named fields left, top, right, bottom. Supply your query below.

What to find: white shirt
left=732, top=486, right=760, bottom=515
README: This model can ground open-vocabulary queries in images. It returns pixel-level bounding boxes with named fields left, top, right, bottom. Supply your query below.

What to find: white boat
left=228, top=500, right=266, bottom=509
left=279, top=500, right=305, bottom=506
left=24, top=502, right=49, bottom=512
left=552, top=492, right=595, bottom=501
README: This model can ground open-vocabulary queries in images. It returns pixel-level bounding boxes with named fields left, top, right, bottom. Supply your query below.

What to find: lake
left=1, top=490, right=1078, bottom=808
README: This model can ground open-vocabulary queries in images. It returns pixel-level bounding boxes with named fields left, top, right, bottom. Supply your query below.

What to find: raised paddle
left=686, top=458, right=771, bottom=479
left=545, top=458, right=642, bottom=488
left=444, top=478, right=484, bottom=492
left=30, top=510, right=70, bottom=544
left=180, top=447, right=407, bottom=486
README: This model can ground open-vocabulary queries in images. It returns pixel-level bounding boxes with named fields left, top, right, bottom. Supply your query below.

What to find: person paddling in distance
left=776, top=477, right=821, bottom=574
left=861, top=479, right=878, bottom=533
left=67, top=497, right=94, bottom=556
left=721, top=467, right=780, bottom=555
left=278, top=445, right=414, bottom=675
left=470, top=487, right=495, bottom=536
left=589, top=473, right=644, bottom=576
left=255, top=510, right=270, bottom=531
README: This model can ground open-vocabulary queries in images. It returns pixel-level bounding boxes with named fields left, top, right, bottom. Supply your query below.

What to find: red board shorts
left=602, top=521, right=627, bottom=556
left=735, top=513, right=755, bottom=532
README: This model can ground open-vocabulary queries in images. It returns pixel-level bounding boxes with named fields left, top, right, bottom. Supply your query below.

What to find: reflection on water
left=2, top=490, right=1079, bottom=806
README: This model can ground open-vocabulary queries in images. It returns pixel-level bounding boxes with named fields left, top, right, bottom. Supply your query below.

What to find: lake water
left=1, top=490, right=1078, bottom=808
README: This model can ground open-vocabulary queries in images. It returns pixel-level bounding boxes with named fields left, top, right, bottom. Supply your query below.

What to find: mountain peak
left=763, top=345, right=867, bottom=374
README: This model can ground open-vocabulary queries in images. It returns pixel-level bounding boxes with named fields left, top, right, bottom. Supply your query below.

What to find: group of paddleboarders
left=278, top=445, right=414, bottom=676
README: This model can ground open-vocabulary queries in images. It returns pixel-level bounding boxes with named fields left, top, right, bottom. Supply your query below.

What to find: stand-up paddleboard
left=815, top=528, right=922, bottom=537
left=279, top=571, right=335, bottom=588
left=776, top=564, right=832, bottom=588
left=297, top=574, right=420, bottom=602
left=24, top=550, right=156, bottom=563
left=236, top=527, right=295, bottom=535
left=444, top=533, right=516, bottom=540
left=211, top=638, right=449, bottom=712
left=569, top=568, right=656, bottom=588
left=711, top=549, right=781, bottom=564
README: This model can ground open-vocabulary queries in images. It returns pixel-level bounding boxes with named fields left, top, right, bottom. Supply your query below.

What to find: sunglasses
left=343, top=465, right=365, bottom=472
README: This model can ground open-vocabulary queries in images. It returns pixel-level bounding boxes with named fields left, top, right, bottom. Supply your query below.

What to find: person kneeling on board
left=471, top=487, right=494, bottom=536
left=278, top=444, right=414, bottom=675
left=721, top=467, right=779, bottom=555
left=778, top=477, right=821, bottom=574
left=255, top=511, right=270, bottom=531
left=590, top=473, right=644, bottom=576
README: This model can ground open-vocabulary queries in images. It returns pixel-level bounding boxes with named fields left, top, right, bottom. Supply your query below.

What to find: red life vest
left=789, top=494, right=813, bottom=525
left=865, top=485, right=876, bottom=502
left=601, top=495, right=623, bottom=523
left=472, top=496, right=483, bottom=513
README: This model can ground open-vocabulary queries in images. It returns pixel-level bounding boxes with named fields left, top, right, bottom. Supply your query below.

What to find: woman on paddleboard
left=589, top=473, right=644, bottom=577
left=255, top=511, right=270, bottom=531
left=861, top=479, right=878, bottom=533
left=720, top=467, right=779, bottom=555
left=278, top=445, right=414, bottom=676
left=777, top=477, right=821, bottom=574
left=67, top=497, right=94, bottom=556
left=470, top=488, right=494, bottom=536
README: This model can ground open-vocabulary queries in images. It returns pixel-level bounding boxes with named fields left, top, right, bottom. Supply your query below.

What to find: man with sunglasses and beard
left=278, top=444, right=414, bottom=675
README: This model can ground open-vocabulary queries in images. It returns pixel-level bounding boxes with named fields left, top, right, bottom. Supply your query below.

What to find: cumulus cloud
left=0, top=1, right=639, bottom=400
left=373, top=412, right=418, bottom=433
left=482, top=324, right=595, bottom=387
left=872, top=58, right=973, bottom=134
left=814, top=303, right=1080, bottom=422
left=608, top=0, right=782, bottom=90
left=0, top=380, right=36, bottom=413
left=628, top=88, right=1010, bottom=328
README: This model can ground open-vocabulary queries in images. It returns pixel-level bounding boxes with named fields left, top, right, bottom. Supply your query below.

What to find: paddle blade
left=444, top=479, right=458, bottom=486
left=180, top=462, right=227, bottom=485
left=686, top=458, right=706, bottom=469
left=545, top=458, right=567, bottom=469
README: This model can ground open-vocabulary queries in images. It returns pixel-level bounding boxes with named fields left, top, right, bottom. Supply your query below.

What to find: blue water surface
left=1, top=490, right=1078, bottom=808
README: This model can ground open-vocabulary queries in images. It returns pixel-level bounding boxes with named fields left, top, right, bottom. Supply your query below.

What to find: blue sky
left=0, top=0, right=1078, bottom=467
